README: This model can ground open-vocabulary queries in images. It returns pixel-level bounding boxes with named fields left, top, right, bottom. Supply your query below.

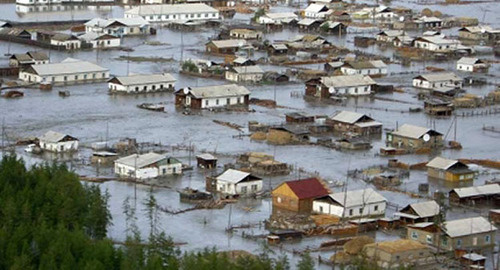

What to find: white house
left=312, top=188, right=386, bottom=218
left=114, top=153, right=182, bottom=179
left=84, top=17, right=151, bottom=36
left=412, top=72, right=463, bottom=90
left=124, top=4, right=219, bottom=23
left=108, top=73, right=176, bottom=93
left=303, top=4, right=331, bottom=19
left=376, top=30, right=407, bottom=43
left=456, top=57, right=489, bottom=73
left=257, top=12, right=298, bottom=25
left=16, top=0, right=113, bottom=4
left=78, top=33, right=121, bottom=48
left=319, top=75, right=376, bottom=96
left=340, top=60, right=388, bottom=76
left=413, top=36, right=460, bottom=52
left=215, top=169, right=263, bottom=195
left=39, top=131, right=79, bottom=153
left=175, top=84, right=250, bottom=109
left=19, top=58, right=109, bottom=84
left=50, top=33, right=81, bottom=50
left=225, top=65, right=264, bottom=83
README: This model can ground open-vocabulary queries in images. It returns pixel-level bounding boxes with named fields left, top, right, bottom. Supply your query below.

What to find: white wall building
left=340, top=60, right=388, bottom=76
left=114, top=153, right=182, bottom=179
left=16, top=0, right=113, bottom=5
left=124, top=4, right=219, bottom=23
left=225, top=65, right=264, bottom=83
left=257, top=12, right=298, bottom=24
left=303, top=4, right=331, bottom=19
left=413, top=36, right=460, bottom=52
left=85, top=17, right=151, bottom=36
left=19, top=58, right=109, bottom=84
left=49, top=33, right=81, bottom=50
left=215, top=169, right=263, bottom=195
left=175, top=84, right=250, bottom=109
left=313, top=188, right=386, bottom=218
left=78, top=33, right=121, bottom=48
left=319, top=75, right=376, bottom=96
left=412, top=72, right=463, bottom=90
left=456, top=57, right=488, bottom=73
left=108, top=73, right=176, bottom=93
left=39, top=131, right=79, bottom=153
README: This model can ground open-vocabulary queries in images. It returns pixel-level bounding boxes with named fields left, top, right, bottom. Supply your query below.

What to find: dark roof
left=27, top=51, right=49, bottom=61
left=284, top=178, right=330, bottom=199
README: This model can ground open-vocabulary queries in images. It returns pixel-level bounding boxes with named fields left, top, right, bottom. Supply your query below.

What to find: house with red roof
left=271, top=178, right=330, bottom=213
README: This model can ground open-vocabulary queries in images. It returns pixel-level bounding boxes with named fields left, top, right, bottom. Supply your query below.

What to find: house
left=329, top=10, right=350, bottom=22
left=386, top=124, right=443, bottom=149
left=490, top=209, right=500, bottom=224
left=257, top=12, right=298, bottom=25
left=114, top=153, right=182, bottom=179
left=196, top=153, right=217, bottom=169
left=412, top=36, right=460, bottom=52
left=427, top=157, right=475, bottom=182
left=340, top=60, right=388, bottom=77
left=362, top=239, right=434, bottom=269
left=38, top=32, right=81, bottom=50
left=231, top=57, right=255, bottom=67
left=319, top=21, right=347, bottom=35
left=324, top=61, right=343, bottom=73
left=305, top=75, right=376, bottom=98
left=393, top=36, right=414, bottom=47
left=39, top=131, right=79, bottom=153
left=456, top=57, right=489, bottom=73
left=78, top=33, right=121, bottom=49
left=461, top=253, right=486, bottom=269
left=85, top=17, right=151, bottom=36
left=91, top=151, right=119, bottom=165
left=268, top=43, right=288, bottom=55
left=285, top=112, right=314, bottom=123
left=424, top=99, right=454, bottom=116
left=206, top=39, right=247, bottom=55
left=412, top=72, right=463, bottom=90
left=175, top=84, right=250, bottom=109
left=287, top=34, right=331, bottom=50
left=414, top=16, right=443, bottom=29
left=229, top=28, right=262, bottom=40
left=376, top=30, right=406, bottom=43
left=303, top=4, right=331, bottom=19
left=312, top=188, right=386, bottom=218
left=0, top=28, right=32, bottom=39
left=272, top=178, right=330, bottom=213
left=108, top=73, right=176, bottom=93
left=337, top=137, right=371, bottom=150
left=9, top=51, right=49, bottom=68
left=395, top=200, right=440, bottom=224
left=0, top=21, right=12, bottom=30
left=214, top=169, right=262, bottom=195
left=407, top=217, right=497, bottom=252
left=17, top=0, right=113, bottom=4
left=124, top=4, right=220, bottom=23
left=297, top=19, right=322, bottom=31
left=19, top=58, right=109, bottom=84
left=326, top=110, right=382, bottom=135
left=458, top=26, right=500, bottom=42
left=449, top=184, right=500, bottom=206
left=267, top=125, right=310, bottom=144
left=370, top=5, right=396, bottom=20
left=225, top=65, right=264, bottom=83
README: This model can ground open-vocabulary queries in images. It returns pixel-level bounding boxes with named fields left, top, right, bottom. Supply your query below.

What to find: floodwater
left=1, top=1, right=500, bottom=269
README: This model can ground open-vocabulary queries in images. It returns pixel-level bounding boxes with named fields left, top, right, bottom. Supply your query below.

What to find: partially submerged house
left=376, top=30, right=407, bottom=43
left=305, top=75, right=376, bottom=98
left=424, top=99, right=454, bottom=117
left=39, top=131, right=79, bottom=153
left=362, top=239, right=434, bottom=269
left=456, top=57, right=489, bottom=73
left=319, top=21, right=347, bottom=35
left=412, top=36, right=460, bottom=52
left=196, top=153, right=217, bottom=169
left=206, top=39, right=247, bottom=55
left=414, top=16, right=443, bottom=29
left=427, top=157, right=475, bottom=182
left=175, top=84, right=250, bottom=109
left=272, top=178, right=330, bottom=213
left=257, top=12, right=298, bottom=25
left=0, top=28, right=32, bottom=39
left=114, top=153, right=182, bottom=179
left=303, top=4, right=331, bottom=19
left=395, top=200, right=440, bottom=224
left=19, top=58, right=109, bottom=84
left=297, top=19, right=322, bottom=31
left=37, top=31, right=81, bottom=50
left=407, top=217, right=497, bottom=252
left=124, top=3, right=220, bottom=23
left=78, top=33, right=121, bottom=49
left=340, top=60, right=388, bottom=77
left=449, top=184, right=500, bottom=206
left=312, top=188, right=386, bottom=218
left=108, top=73, right=176, bottom=93
left=229, top=28, right=262, bottom=40
left=9, top=51, right=49, bottom=68
left=412, top=72, right=463, bottom=90
left=212, top=169, right=262, bottom=195
left=225, top=65, right=264, bottom=83
left=386, top=124, right=443, bottom=149
left=268, top=43, right=288, bottom=55
left=85, top=17, right=151, bottom=36
left=458, top=25, right=500, bottom=42
left=326, top=110, right=382, bottom=135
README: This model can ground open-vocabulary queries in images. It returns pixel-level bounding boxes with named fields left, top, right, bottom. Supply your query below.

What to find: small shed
left=427, top=157, right=475, bottom=182
left=196, top=153, right=217, bottom=169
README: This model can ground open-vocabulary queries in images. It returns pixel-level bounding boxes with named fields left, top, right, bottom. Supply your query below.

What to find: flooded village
left=1, top=0, right=500, bottom=268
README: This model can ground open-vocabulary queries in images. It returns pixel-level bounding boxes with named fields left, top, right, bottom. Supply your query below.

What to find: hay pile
left=266, top=130, right=293, bottom=145
left=329, top=251, right=351, bottom=264
left=311, top=214, right=340, bottom=226
left=343, top=236, right=374, bottom=255
left=250, top=132, right=267, bottom=141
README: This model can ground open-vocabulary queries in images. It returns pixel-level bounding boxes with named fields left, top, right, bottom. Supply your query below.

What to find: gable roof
left=343, top=60, right=387, bottom=70
left=330, top=110, right=370, bottom=124
left=39, top=130, right=77, bottom=143
left=328, top=188, right=386, bottom=207
left=281, top=178, right=329, bottom=199
left=115, top=152, right=166, bottom=168
left=406, top=200, right=440, bottom=218
left=304, top=3, right=328, bottom=13
left=451, top=184, right=500, bottom=198
left=391, top=124, right=442, bottom=139
left=298, top=18, right=319, bottom=26
left=208, top=39, right=247, bottom=48
left=110, top=73, right=176, bottom=86
left=414, top=72, right=462, bottom=82
left=426, top=157, right=466, bottom=170
left=263, top=12, right=298, bottom=20
left=181, top=84, right=250, bottom=99
left=125, top=3, right=218, bottom=16
left=457, top=57, right=483, bottom=65
left=443, top=216, right=497, bottom=238
left=230, top=65, right=264, bottom=74
left=320, top=75, right=376, bottom=88
left=216, top=169, right=259, bottom=184
left=27, top=51, right=49, bottom=61
left=27, top=58, right=108, bottom=76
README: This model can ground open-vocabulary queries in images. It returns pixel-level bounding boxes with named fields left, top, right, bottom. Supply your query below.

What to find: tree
left=253, top=8, right=266, bottom=22
left=296, top=252, right=314, bottom=270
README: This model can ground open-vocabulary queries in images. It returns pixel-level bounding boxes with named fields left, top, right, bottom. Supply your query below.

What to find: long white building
left=124, top=4, right=219, bottom=23
left=16, top=0, right=113, bottom=5
left=313, top=188, right=386, bottom=218
left=108, top=73, right=176, bottom=93
left=19, top=58, right=109, bottom=84
left=114, top=153, right=182, bottom=179
left=84, top=17, right=151, bottom=36
left=39, top=131, right=79, bottom=153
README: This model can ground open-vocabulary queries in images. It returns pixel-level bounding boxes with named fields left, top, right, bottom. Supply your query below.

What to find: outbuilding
left=272, top=178, right=330, bottom=213
left=427, top=157, right=475, bottom=182
left=39, top=131, right=79, bottom=153
left=395, top=200, right=440, bottom=224
left=108, top=73, right=176, bottom=93
left=326, top=110, right=382, bottom=135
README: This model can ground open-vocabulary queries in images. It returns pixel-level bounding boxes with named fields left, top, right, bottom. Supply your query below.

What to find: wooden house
left=326, top=110, right=382, bottom=135
left=268, top=43, right=288, bottom=55
left=427, top=157, right=475, bottom=182
left=424, top=99, right=454, bottom=116
left=395, top=200, right=440, bottom=224
left=285, top=112, right=314, bottom=124
left=175, top=84, right=250, bottom=110
left=205, top=39, right=247, bottom=55
left=490, top=209, right=500, bottom=224
left=229, top=28, right=262, bottom=40
left=320, top=21, right=347, bottom=35
left=449, top=184, right=500, bottom=206
left=272, top=178, right=329, bottom=213
left=297, top=19, right=322, bottom=32
left=305, top=75, right=376, bottom=98
left=196, top=153, right=217, bottom=169
left=0, top=28, right=32, bottom=39
left=363, top=240, right=434, bottom=269
left=386, top=124, right=443, bottom=150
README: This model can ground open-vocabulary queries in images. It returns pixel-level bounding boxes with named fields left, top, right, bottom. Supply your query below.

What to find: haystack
left=266, top=129, right=293, bottom=145
left=250, top=132, right=267, bottom=141
left=343, top=236, right=374, bottom=255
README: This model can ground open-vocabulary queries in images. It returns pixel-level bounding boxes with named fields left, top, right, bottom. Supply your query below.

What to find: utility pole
left=1, top=117, right=5, bottom=156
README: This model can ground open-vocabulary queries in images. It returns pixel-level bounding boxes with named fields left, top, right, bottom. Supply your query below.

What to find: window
left=411, top=231, right=418, bottom=239
left=349, top=209, right=353, bottom=216
left=135, top=87, right=139, bottom=91
left=64, top=76, right=67, bottom=81
left=216, top=99, right=219, bottom=105
left=197, top=14, right=201, bottom=18
left=426, top=235, right=433, bottom=243
left=359, top=208, right=363, bottom=214
left=485, top=235, right=491, bottom=243
left=160, top=84, right=163, bottom=89
left=251, top=184, right=257, bottom=191
left=162, top=168, right=166, bottom=174
left=102, top=73, right=105, bottom=78
left=107, top=40, right=110, bottom=45
left=374, top=205, right=378, bottom=211
left=241, top=186, right=248, bottom=193
left=442, top=238, right=448, bottom=246
left=205, top=100, right=209, bottom=106
left=173, top=167, right=176, bottom=174
left=277, top=197, right=282, bottom=203
left=457, top=239, right=462, bottom=247
left=51, top=77, right=55, bottom=82
left=83, top=74, right=87, bottom=79
left=152, top=85, right=156, bottom=90
left=143, top=86, right=147, bottom=91
left=395, top=255, right=400, bottom=260
left=473, top=237, right=477, bottom=246
left=93, top=73, right=96, bottom=79
left=319, top=206, right=323, bottom=212
left=226, top=98, right=230, bottom=105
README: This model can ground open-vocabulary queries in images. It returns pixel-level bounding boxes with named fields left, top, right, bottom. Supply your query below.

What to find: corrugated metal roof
left=196, top=153, right=217, bottom=160
left=29, top=58, right=108, bottom=76
left=39, top=130, right=76, bottom=143
left=408, top=200, right=440, bottom=218
left=281, top=178, right=330, bottom=199
left=415, top=72, right=462, bottom=82
left=217, top=169, right=251, bottom=184
left=329, top=188, right=386, bottom=207
left=126, top=3, right=217, bottom=16
left=452, top=184, right=500, bottom=198
left=391, top=124, right=440, bottom=139
left=111, top=73, right=176, bottom=86
left=231, top=65, right=264, bottom=74
left=297, top=18, right=318, bottom=26
left=443, top=216, right=497, bottom=238
left=264, top=12, right=298, bottom=20
left=321, top=75, right=376, bottom=88
left=304, top=3, right=327, bottom=13
left=344, top=60, right=387, bottom=70
left=331, top=110, right=364, bottom=124
left=208, top=39, right=247, bottom=48
left=85, top=17, right=150, bottom=28
left=115, top=152, right=166, bottom=168
left=184, top=84, right=250, bottom=99
left=457, top=57, right=481, bottom=65
left=407, top=222, right=434, bottom=228
left=426, top=157, right=459, bottom=170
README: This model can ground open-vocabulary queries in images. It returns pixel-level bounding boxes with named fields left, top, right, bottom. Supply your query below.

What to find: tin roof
left=426, top=157, right=462, bottom=170
left=414, top=72, right=462, bottom=82
left=329, top=188, right=386, bottom=207
left=126, top=3, right=218, bottom=16
left=304, top=3, right=328, bottom=13
left=182, top=84, right=250, bottom=99
left=443, top=216, right=497, bottom=238
left=343, top=60, right=387, bottom=70
left=217, top=169, right=255, bottom=184
left=196, top=153, right=217, bottom=160
left=110, top=73, right=176, bottom=86
left=321, top=75, right=376, bottom=88
left=457, top=57, right=482, bottom=65
left=230, top=65, right=264, bottom=74
left=451, top=184, right=500, bottom=198
left=115, top=152, right=166, bottom=168
left=391, top=124, right=442, bottom=139
left=405, top=200, right=440, bottom=218
left=39, top=130, right=77, bottom=143
left=330, top=110, right=368, bottom=124
left=282, top=178, right=330, bottom=199
left=27, top=58, right=108, bottom=76
left=263, top=12, right=298, bottom=20
left=208, top=39, right=247, bottom=48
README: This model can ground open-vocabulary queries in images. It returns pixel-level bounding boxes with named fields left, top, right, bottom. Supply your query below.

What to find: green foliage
left=320, top=22, right=330, bottom=33
left=181, top=60, right=199, bottom=73
left=253, top=8, right=266, bottom=22
left=297, top=252, right=314, bottom=270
